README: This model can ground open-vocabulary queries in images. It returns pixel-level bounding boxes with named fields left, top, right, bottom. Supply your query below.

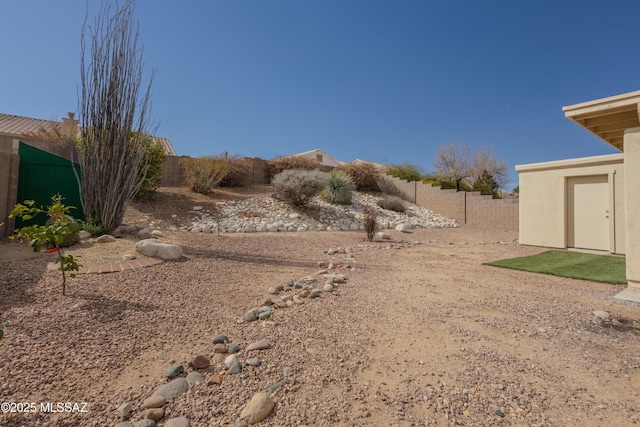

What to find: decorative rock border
left=111, top=239, right=423, bottom=426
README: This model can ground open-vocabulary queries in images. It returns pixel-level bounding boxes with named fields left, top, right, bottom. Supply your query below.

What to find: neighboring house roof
left=289, top=148, right=344, bottom=167
left=152, top=137, right=177, bottom=156
left=563, top=89, right=640, bottom=152
left=352, top=159, right=387, bottom=170
left=0, top=113, right=60, bottom=136
left=0, top=112, right=178, bottom=156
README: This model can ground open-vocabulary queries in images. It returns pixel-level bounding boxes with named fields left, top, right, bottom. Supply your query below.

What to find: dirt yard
left=1, top=187, right=639, bottom=427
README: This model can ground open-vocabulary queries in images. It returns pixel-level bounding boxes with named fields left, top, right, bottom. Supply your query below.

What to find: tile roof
left=0, top=113, right=60, bottom=136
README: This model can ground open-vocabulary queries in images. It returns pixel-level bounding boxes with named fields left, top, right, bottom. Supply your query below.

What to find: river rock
left=140, top=407, right=164, bottom=422
left=164, top=417, right=190, bottom=427
left=153, top=377, right=189, bottom=400
left=165, top=364, right=184, bottom=378
left=189, top=355, right=210, bottom=369
left=239, top=392, right=275, bottom=424
left=212, top=334, right=229, bottom=344
left=186, top=371, right=205, bottom=383
left=141, top=395, right=166, bottom=409
left=246, top=339, right=271, bottom=351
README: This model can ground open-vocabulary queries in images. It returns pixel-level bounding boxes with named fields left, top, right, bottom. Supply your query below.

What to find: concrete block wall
left=0, top=151, right=19, bottom=238
left=466, top=192, right=519, bottom=229
left=161, top=156, right=271, bottom=187
left=161, top=155, right=184, bottom=186
left=416, top=185, right=466, bottom=223
left=239, top=158, right=269, bottom=186
left=380, top=174, right=518, bottom=229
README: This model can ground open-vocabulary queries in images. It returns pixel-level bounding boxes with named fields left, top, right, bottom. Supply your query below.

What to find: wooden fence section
left=381, top=175, right=519, bottom=229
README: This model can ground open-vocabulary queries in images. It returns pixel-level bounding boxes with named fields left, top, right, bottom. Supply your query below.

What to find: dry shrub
left=180, top=155, right=230, bottom=194
left=378, top=195, right=406, bottom=212
left=219, top=155, right=251, bottom=187
left=376, top=175, right=405, bottom=198
left=272, top=169, right=328, bottom=206
left=335, top=162, right=380, bottom=192
left=266, top=155, right=320, bottom=180
left=362, top=204, right=377, bottom=242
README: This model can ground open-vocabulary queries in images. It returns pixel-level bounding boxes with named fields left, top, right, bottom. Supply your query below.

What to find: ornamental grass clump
left=321, top=171, right=354, bottom=205
left=272, top=169, right=328, bottom=207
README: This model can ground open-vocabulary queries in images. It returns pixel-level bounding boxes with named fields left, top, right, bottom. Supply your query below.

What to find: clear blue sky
left=2, top=0, right=639, bottom=189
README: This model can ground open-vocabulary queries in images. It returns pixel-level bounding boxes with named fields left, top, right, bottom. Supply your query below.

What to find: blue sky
left=2, top=1, right=639, bottom=189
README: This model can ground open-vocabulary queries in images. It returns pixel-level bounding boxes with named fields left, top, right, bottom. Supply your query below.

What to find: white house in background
left=289, top=148, right=344, bottom=168
left=516, top=89, right=640, bottom=302
left=353, top=158, right=387, bottom=170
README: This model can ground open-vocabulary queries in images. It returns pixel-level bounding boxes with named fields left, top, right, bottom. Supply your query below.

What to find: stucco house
left=288, top=148, right=344, bottom=168
left=516, top=90, right=640, bottom=301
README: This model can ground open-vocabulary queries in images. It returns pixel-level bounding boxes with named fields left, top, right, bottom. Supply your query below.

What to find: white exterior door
left=567, top=175, right=610, bottom=251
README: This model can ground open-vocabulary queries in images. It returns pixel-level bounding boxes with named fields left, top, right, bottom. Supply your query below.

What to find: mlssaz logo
left=40, top=402, right=88, bottom=413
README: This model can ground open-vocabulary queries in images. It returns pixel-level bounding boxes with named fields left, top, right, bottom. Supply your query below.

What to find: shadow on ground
left=74, top=292, right=158, bottom=323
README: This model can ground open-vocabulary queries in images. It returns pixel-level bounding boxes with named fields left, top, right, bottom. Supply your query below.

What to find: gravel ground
left=1, top=187, right=640, bottom=426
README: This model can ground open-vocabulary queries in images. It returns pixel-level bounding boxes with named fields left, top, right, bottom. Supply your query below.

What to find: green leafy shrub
left=378, top=195, right=406, bottom=212
left=422, top=174, right=472, bottom=191
left=362, top=204, right=377, bottom=242
left=219, top=155, right=251, bottom=187
left=472, top=170, right=500, bottom=197
left=135, top=137, right=166, bottom=201
left=335, top=162, right=380, bottom=192
left=266, top=155, right=320, bottom=180
left=272, top=169, right=328, bottom=207
left=384, top=164, right=424, bottom=181
left=321, top=171, right=354, bottom=205
left=81, top=217, right=105, bottom=236
left=180, top=154, right=231, bottom=194
left=10, top=195, right=82, bottom=296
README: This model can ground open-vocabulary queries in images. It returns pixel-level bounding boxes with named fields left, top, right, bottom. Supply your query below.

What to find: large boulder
left=135, top=239, right=183, bottom=260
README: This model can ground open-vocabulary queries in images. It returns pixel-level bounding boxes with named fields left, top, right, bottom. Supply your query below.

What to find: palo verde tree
left=77, top=0, right=155, bottom=233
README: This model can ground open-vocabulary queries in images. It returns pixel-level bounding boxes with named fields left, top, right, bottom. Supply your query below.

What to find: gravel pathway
left=1, top=187, right=639, bottom=427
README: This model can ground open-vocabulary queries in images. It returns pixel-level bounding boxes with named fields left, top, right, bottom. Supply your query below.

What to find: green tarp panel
left=16, top=142, right=84, bottom=227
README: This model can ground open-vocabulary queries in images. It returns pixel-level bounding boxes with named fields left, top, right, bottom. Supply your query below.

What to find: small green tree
left=135, top=134, right=166, bottom=200
left=9, top=195, right=82, bottom=296
left=472, top=170, right=499, bottom=197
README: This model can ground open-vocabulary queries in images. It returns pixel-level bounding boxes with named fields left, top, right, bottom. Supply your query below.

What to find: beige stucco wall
left=516, top=154, right=625, bottom=254
left=623, top=127, right=640, bottom=285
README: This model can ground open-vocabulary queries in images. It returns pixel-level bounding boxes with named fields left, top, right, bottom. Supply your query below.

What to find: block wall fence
left=381, top=175, right=519, bottom=229
left=2, top=147, right=518, bottom=238
left=161, top=156, right=270, bottom=187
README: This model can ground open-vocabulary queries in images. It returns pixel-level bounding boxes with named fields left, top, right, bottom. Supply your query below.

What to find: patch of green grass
left=484, top=250, right=626, bottom=284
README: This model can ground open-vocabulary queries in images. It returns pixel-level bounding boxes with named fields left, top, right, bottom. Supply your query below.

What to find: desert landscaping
left=1, top=186, right=640, bottom=427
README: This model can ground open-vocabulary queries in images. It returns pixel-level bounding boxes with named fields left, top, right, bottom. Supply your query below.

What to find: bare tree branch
left=77, top=0, right=155, bottom=232
left=434, top=142, right=472, bottom=191
left=472, top=146, right=509, bottom=190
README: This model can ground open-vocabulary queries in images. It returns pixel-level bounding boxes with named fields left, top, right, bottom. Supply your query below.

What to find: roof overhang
left=563, top=90, right=640, bottom=152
